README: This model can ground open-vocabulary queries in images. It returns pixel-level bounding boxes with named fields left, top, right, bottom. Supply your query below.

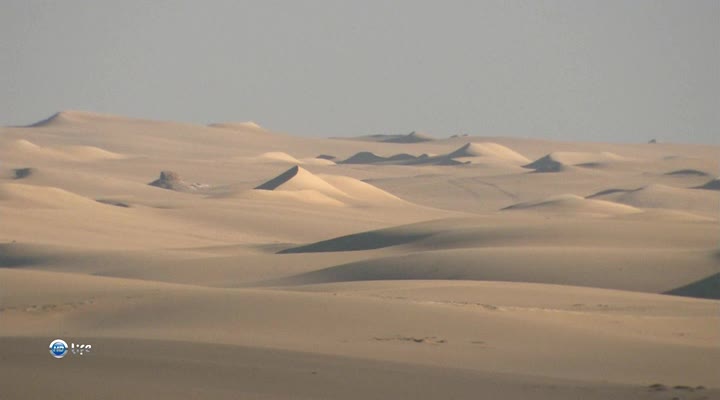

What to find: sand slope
left=588, top=184, right=719, bottom=216
left=253, top=165, right=408, bottom=206
left=278, top=215, right=718, bottom=253
left=697, top=176, right=720, bottom=190
left=502, top=193, right=642, bottom=215
left=7, top=139, right=125, bottom=162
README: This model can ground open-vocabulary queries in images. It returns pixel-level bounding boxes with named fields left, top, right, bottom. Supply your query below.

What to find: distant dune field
left=1, top=111, right=718, bottom=400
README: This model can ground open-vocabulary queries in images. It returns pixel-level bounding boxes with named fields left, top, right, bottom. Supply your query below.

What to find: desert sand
left=1, top=111, right=719, bottom=399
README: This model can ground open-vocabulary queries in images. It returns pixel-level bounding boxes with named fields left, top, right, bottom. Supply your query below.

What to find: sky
left=2, top=0, right=718, bottom=143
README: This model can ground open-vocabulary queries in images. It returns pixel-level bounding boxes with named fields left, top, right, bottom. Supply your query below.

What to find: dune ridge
left=8, top=139, right=125, bottom=162
left=0, top=183, right=109, bottom=209
left=502, top=194, right=642, bottom=215
left=254, top=165, right=406, bottom=207
left=523, top=151, right=628, bottom=172
left=588, top=184, right=719, bottom=215
left=26, top=110, right=137, bottom=127
left=256, top=151, right=336, bottom=165
left=447, top=143, right=530, bottom=163
left=665, top=169, right=711, bottom=177
left=383, top=131, right=435, bottom=143
left=208, top=121, right=264, bottom=131
left=339, top=142, right=527, bottom=166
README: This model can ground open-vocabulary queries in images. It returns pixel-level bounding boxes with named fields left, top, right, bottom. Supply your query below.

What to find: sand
left=1, top=110, right=719, bottom=399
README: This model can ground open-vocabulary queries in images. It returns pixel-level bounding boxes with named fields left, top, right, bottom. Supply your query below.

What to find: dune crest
left=447, top=142, right=530, bottom=164
left=258, top=152, right=303, bottom=164
left=338, top=143, right=526, bottom=166
left=209, top=121, right=264, bottom=131
left=341, top=131, right=435, bottom=143
left=383, top=131, right=434, bottom=143
left=318, top=174, right=405, bottom=203
left=27, top=110, right=136, bottom=127
left=502, top=194, right=642, bottom=215
left=256, top=152, right=335, bottom=166
left=665, top=169, right=711, bottom=177
left=340, top=151, right=390, bottom=164
left=0, top=183, right=106, bottom=209
left=339, top=151, right=465, bottom=166
left=589, top=184, right=718, bottom=215
left=255, top=165, right=345, bottom=193
left=254, top=165, right=406, bottom=206
left=8, top=139, right=125, bottom=162
left=524, top=151, right=627, bottom=172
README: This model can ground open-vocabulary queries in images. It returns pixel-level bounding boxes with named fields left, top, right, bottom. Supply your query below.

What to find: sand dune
left=208, top=121, right=264, bottom=131
left=588, top=183, right=719, bottom=215
left=502, top=194, right=642, bottom=215
left=383, top=131, right=435, bottom=143
left=302, top=157, right=336, bottom=166
left=447, top=142, right=530, bottom=164
left=0, top=182, right=107, bottom=209
left=341, top=151, right=404, bottom=164
left=340, top=151, right=463, bottom=166
left=338, top=142, right=528, bottom=166
left=697, top=176, right=720, bottom=190
left=279, top=215, right=717, bottom=254
left=8, top=138, right=125, bottom=162
left=255, top=165, right=349, bottom=195
left=253, top=165, right=408, bottom=207
left=339, top=151, right=464, bottom=166
left=257, top=151, right=304, bottom=163
left=246, top=188, right=348, bottom=206
left=523, top=151, right=628, bottom=172
left=287, top=280, right=719, bottom=317
left=0, top=165, right=186, bottom=204
left=26, top=110, right=137, bottom=127
left=615, top=208, right=715, bottom=222
left=265, top=247, right=720, bottom=296
left=665, top=168, right=711, bottom=177
left=318, top=174, right=405, bottom=203
left=256, top=151, right=336, bottom=165
left=346, top=131, right=435, bottom=143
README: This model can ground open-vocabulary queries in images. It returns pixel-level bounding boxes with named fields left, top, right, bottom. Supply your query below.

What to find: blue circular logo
left=49, top=339, right=68, bottom=358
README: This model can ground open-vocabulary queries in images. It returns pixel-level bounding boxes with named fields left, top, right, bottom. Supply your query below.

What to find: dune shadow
left=278, top=231, right=434, bottom=254
left=665, top=272, right=720, bottom=299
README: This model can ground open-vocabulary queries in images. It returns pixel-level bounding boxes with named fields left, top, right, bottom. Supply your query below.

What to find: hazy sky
left=2, top=0, right=718, bottom=143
